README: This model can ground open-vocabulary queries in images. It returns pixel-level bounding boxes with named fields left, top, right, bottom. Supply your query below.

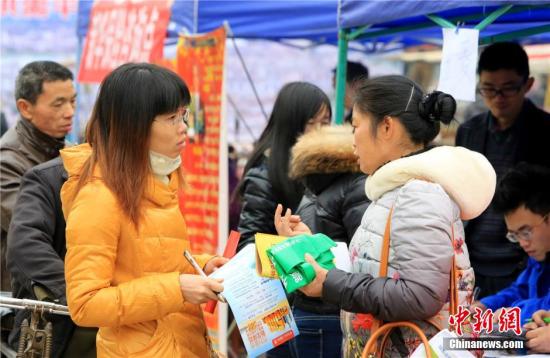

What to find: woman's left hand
left=298, top=254, right=328, bottom=298
left=204, top=256, right=230, bottom=275
left=274, top=204, right=312, bottom=237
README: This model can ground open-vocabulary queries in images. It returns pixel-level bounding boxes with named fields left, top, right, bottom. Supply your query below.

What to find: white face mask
left=149, top=150, right=182, bottom=177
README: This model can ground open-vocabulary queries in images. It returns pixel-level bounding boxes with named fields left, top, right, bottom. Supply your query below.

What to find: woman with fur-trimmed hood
left=290, top=125, right=368, bottom=247
left=282, top=125, right=369, bottom=357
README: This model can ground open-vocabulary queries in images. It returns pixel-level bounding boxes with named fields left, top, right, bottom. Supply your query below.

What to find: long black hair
left=240, top=81, right=331, bottom=209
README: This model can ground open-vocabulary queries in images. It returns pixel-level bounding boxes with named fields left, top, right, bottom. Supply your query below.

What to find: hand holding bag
left=267, top=233, right=337, bottom=293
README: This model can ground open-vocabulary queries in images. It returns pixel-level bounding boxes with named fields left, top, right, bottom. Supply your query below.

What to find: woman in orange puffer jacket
left=60, top=63, right=227, bottom=357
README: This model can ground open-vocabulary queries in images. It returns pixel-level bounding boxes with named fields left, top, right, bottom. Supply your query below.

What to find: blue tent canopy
left=330, top=1, right=550, bottom=122
left=339, top=1, right=550, bottom=29
left=77, top=0, right=339, bottom=43
left=338, top=1, right=550, bottom=46
left=77, top=1, right=550, bottom=48
left=76, top=0, right=550, bottom=123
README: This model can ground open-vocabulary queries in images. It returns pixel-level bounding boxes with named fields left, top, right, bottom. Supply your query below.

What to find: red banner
left=176, top=27, right=226, bottom=256
left=78, top=0, right=171, bottom=83
left=174, top=27, right=227, bottom=351
left=1, top=0, right=77, bottom=18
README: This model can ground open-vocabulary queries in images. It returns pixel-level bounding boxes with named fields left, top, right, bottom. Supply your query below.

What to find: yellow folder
left=254, top=233, right=288, bottom=278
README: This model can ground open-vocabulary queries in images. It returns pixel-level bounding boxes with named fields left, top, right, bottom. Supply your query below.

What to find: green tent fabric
left=267, top=233, right=337, bottom=293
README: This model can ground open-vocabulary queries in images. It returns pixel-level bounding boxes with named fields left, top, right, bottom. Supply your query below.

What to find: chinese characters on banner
left=1, top=0, right=76, bottom=18
left=78, top=0, right=171, bottom=83
left=174, top=27, right=227, bottom=349
left=176, top=27, right=226, bottom=256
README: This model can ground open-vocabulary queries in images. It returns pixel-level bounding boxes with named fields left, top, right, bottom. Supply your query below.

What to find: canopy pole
left=224, top=21, right=268, bottom=121
left=475, top=4, right=513, bottom=31
left=193, top=0, right=198, bottom=33
left=227, top=94, right=257, bottom=141
left=480, top=24, right=550, bottom=45
left=334, top=29, right=349, bottom=125
left=426, top=14, right=455, bottom=28
left=353, top=5, right=550, bottom=41
left=348, top=24, right=372, bottom=41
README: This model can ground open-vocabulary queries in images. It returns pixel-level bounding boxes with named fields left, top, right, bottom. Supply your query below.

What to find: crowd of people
left=237, top=41, right=550, bottom=357
left=0, top=41, right=549, bottom=358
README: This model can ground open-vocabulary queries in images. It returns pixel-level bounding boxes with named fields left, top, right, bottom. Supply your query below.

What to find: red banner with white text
left=78, top=0, right=171, bottom=83
left=176, top=27, right=226, bottom=257
left=1, top=0, right=77, bottom=18
left=174, top=27, right=227, bottom=351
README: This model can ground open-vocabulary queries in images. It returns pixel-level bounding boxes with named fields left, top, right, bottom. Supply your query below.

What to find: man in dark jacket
left=0, top=61, right=75, bottom=291
left=7, top=157, right=96, bottom=357
left=456, top=42, right=550, bottom=298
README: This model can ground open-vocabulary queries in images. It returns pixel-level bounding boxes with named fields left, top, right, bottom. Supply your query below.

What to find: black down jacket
left=289, top=125, right=370, bottom=314
left=237, top=147, right=304, bottom=251
left=7, top=157, right=97, bottom=357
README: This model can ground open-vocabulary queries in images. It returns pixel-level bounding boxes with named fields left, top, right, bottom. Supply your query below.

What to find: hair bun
left=418, top=91, right=456, bottom=125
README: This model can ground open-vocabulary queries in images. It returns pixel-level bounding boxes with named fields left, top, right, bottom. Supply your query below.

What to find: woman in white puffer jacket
left=276, top=75, right=496, bottom=357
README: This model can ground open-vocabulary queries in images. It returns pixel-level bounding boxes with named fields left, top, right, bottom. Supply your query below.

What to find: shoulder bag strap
left=368, top=207, right=394, bottom=345
left=379, top=207, right=393, bottom=277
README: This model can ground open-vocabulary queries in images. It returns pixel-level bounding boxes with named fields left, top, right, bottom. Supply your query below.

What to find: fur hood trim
left=289, top=125, right=360, bottom=179
left=365, top=146, right=496, bottom=220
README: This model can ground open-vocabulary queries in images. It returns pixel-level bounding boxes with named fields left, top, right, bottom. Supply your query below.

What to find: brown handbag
left=361, top=208, right=459, bottom=358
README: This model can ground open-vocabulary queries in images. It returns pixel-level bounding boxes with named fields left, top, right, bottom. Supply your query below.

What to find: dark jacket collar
left=17, top=117, right=65, bottom=158
left=468, top=99, right=536, bottom=155
left=487, top=100, right=533, bottom=134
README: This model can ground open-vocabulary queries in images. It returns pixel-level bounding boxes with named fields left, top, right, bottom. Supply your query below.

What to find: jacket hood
left=289, top=125, right=360, bottom=179
left=59, top=143, right=95, bottom=217
left=365, top=146, right=496, bottom=220
left=60, top=143, right=94, bottom=178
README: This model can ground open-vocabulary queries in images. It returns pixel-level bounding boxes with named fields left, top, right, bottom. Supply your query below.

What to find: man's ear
left=524, top=77, right=535, bottom=93
left=16, top=98, right=33, bottom=120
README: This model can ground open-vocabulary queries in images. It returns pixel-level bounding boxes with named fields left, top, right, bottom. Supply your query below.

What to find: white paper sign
left=437, top=27, right=479, bottom=102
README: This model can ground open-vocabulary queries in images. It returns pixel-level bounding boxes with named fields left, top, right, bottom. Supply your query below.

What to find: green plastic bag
left=267, top=233, right=337, bottom=293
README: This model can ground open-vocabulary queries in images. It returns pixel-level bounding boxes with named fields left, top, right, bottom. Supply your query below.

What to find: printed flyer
left=209, top=244, right=299, bottom=357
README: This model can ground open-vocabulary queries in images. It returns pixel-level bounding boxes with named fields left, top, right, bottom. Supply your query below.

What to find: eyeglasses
left=477, top=83, right=525, bottom=99
left=506, top=214, right=548, bottom=243
left=157, top=109, right=189, bottom=127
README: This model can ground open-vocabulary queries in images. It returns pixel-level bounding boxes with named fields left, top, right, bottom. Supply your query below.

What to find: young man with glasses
left=471, top=163, right=550, bottom=323
left=456, top=42, right=550, bottom=298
